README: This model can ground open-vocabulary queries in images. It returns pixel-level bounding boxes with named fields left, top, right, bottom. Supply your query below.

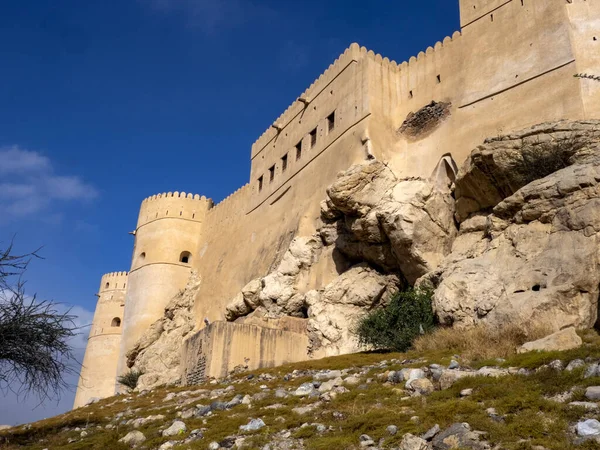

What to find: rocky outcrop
left=225, top=120, right=600, bottom=355
left=224, top=160, right=455, bottom=355
left=321, top=160, right=457, bottom=283
left=423, top=120, right=600, bottom=330
left=127, top=271, right=201, bottom=391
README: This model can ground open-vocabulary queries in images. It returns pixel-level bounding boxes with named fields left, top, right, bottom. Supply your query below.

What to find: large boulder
left=518, top=327, right=582, bottom=353
left=325, top=160, right=457, bottom=283
left=423, top=120, right=600, bottom=330
left=307, top=264, right=400, bottom=357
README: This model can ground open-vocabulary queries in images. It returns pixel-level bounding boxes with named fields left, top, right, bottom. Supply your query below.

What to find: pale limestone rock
left=307, top=264, right=400, bottom=356
left=224, top=293, right=250, bottom=321
left=454, top=120, right=600, bottom=222
left=376, top=179, right=456, bottom=284
left=241, top=279, right=262, bottom=309
left=119, top=430, right=146, bottom=447
left=326, top=160, right=397, bottom=216
left=399, top=433, right=431, bottom=450
left=518, top=327, right=582, bottom=353
left=425, top=123, right=600, bottom=330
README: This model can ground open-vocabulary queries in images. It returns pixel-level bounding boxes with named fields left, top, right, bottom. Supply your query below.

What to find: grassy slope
left=3, top=330, right=600, bottom=450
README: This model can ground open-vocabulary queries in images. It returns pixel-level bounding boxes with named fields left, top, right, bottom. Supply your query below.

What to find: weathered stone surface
left=454, top=120, right=600, bottom=223
left=128, top=271, right=202, bottom=391
left=307, top=264, right=400, bottom=356
left=518, top=328, right=582, bottom=354
left=119, top=430, right=146, bottom=447
left=424, top=123, right=600, bottom=330
left=162, top=420, right=186, bottom=437
left=399, top=433, right=431, bottom=450
left=431, top=423, right=490, bottom=449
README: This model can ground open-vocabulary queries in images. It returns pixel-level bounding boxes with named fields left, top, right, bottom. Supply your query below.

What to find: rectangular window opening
left=258, top=176, right=263, bottom=192
left=269, top=165, right=275, bottom=183
left=281, top=153, right=288, bottom=172
left=310, top=128, right=317, bottom=148
left=436, top=74, right=441, bottom=83
left=296, top=141, right=302, bottom=160
left=327, top=111, right=335, bottom=133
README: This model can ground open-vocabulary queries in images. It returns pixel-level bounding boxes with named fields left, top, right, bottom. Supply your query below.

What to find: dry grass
left=412, top=322, right=553, bottom=363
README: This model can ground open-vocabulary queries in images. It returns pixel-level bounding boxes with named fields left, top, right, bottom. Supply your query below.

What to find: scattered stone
left=344, top=375, right=362, bottom=386
left=387, top=425, right=398, bottom=436
left=448, top=360, right=460, bottom=370
left=422, top=424, right=440, bottom=441
left=460, top=388, right=473, bottom=397
left=162, top=421, right=186, bottom=437
left=80, top=430, right=88, bottom=438
left=409, top=377, right=435, bottom=395
left=586, top=363, right=600, bottom=378
left=158, top=442, right=175, bottom=450
left=314, top=370, right=343, bottom=380
left=569, top=401, right=599, bottom=410
left=294, top=383, right=316, bottom=396
left=586, top=387, right=600, bottom=400
left=577, top=419, right=600, bottom=437
left=432, top=423, right=488, bottom=449
left=359, top=434, right=375, bottom=447
left=208, top=442, right=220, bottom=450
left=195, top=405, right=212, bottom=417
left=566, top=359, right=586, bottom=371
left=399, top=433, right=430, bottom=450
left=119, top=430, right=146, bottom=448
left=240, top=418, right=266, bottom=432
left=548, top=360, right=564, bottom=371
left=518, top=328, right=582, bottom=354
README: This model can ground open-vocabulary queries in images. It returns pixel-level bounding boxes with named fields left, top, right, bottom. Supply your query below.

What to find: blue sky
left=0, top=0, right=459, bottom=424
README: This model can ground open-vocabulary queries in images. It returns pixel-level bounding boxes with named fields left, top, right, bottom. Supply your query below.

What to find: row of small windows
left=105, top=282, right=127, bottom=289
left=258, top=111, right=336, bottom=192
left=408, top=75, right=442, bottom=99
left=136, top=251, right=192, bottom=264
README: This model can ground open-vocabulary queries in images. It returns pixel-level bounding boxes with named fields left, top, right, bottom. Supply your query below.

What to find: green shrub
left=117, top=369, right=144, bottom=390
left=354, top=288, right=435, bottom=352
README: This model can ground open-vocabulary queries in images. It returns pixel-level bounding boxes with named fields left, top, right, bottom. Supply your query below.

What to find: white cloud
left=0, top=146, right=99, bottom=221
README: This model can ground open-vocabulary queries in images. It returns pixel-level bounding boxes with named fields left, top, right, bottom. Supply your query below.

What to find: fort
left=74, top=0, right=599, bottom=408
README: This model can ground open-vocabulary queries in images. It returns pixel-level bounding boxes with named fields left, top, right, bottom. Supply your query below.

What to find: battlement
left=137, top=192, right=214, bottom=229
left=99, top=272, right=128, bottom=293
left=251, top=43, right=362, bottom=157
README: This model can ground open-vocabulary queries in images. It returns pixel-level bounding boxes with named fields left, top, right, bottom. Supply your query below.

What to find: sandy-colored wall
left=181, top=320, right=309, bottom=382
left=567, top=0, right=600, bottom=119
left=117, top=193, right=211, bottom=376
left=369, top=0, right=588, bottom=179
left=192, top=46, right=373, bottom=326
left=73, top=272, right=127, bottom=408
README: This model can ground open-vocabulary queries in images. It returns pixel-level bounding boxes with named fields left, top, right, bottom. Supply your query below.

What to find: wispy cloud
left=141, top=0, right=276, bottom=34
left=0, top=146, right=98, bottom=222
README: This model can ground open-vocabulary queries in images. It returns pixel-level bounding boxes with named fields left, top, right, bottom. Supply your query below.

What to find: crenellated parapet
left=137, top=192, right=214, bottom=229
left=99, top=272, right=128, bottom=294
left=251, top=43, right=362, bottom=157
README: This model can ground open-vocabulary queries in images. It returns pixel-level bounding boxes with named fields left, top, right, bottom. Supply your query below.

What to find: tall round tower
left=73, top=271, right=128, bottom=408
left=117, top=192, right=212, bottom=376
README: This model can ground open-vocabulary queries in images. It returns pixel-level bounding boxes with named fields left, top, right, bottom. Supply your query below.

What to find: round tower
left=117, top=192, right=212, bottom=376
left=73, top=271, right=128, bottom=408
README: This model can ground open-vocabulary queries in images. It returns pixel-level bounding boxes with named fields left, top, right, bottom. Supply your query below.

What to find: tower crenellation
left=99, top=271, right=129, bottom=294
left=137, top=191, right=213, bottom=229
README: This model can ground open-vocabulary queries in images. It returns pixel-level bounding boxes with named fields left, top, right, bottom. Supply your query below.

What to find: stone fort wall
left=75, top=0, right=600, bottom=403
left=191, top=0, right=599, bottom=331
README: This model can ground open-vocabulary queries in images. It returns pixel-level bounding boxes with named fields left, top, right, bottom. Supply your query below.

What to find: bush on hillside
left=354, top=287, right=435, bottom=352
left=117, top=369, right=144, bottom=390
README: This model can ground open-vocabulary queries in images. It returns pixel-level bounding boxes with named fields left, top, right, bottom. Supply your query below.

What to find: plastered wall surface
left=75, top=0, right=600, bottom=405
left=181, top=321, right=309, bottom=381
left=117, top=193, right=211, bottom=375
left=73, top=272, right=127, bottom=408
